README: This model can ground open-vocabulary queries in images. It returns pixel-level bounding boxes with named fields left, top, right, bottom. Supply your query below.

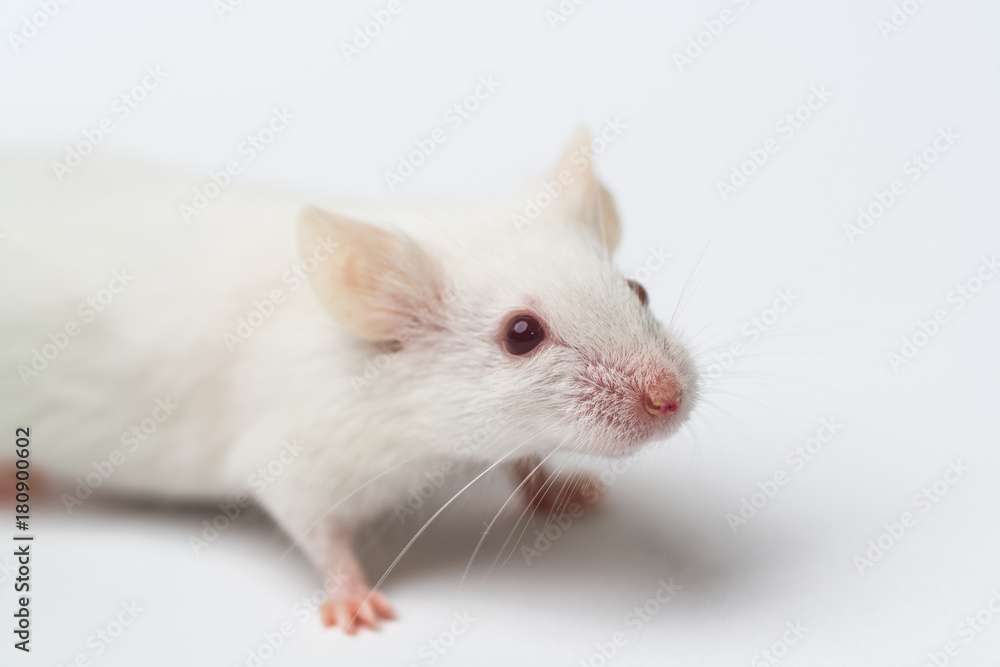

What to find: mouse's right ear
left=298, top=206, right=444, bottom=342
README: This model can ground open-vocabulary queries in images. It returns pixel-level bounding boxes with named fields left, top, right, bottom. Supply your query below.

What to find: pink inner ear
left=346, top=232, right=442, bottom=340
left=300, top=206, right=443, bottom=342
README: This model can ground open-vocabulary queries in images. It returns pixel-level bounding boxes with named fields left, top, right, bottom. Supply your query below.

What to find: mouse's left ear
left=549, top=127, right=621, bottom=253
left=298, top=206, right=444, bottom=342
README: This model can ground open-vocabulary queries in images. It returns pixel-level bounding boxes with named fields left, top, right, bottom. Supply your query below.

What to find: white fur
left=0, top=142, right=697, bottom=569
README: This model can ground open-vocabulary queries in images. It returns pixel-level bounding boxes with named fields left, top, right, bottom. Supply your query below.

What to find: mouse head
left=300, top=130, right=698, bottom=460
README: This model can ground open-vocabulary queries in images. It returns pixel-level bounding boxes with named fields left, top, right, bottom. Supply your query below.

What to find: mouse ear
left=549, top=127, right=621, bottom=253
left=298, top=206, right=444, bottom=342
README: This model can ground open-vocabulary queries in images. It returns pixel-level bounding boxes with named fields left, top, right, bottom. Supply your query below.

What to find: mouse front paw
left=513, top=461, right=605, bottom=517
left=320, top=586, right=396, bottom=634
left=535, top=471, right=605, bottom=517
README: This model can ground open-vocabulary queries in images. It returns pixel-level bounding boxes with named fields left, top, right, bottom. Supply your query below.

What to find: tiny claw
left=320, top=602, right=336, bottom=628
left=369, top=591, right=397, bottom=620
left=321, top=589, right=396, bottom=634
left=355, top=601, right=378, bottom=629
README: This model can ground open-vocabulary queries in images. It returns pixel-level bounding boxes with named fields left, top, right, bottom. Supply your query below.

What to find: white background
left=3, top=0, right=1000, bottom=665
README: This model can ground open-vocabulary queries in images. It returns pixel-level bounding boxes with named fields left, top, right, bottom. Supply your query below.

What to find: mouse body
left=0, top=131, right=698, bottom=632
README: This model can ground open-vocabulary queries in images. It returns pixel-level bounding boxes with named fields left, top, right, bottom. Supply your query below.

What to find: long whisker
left=668, top=207, right=733, bottom=332
left=459, top=446, right=562, bottom=586
left=400, top=195, right=521, bottom=292
left=702, top=349, right=885, bottom=370
left=503, top=436, right=614, bottom=569
left=276, top=440, right=446, bottom=562
left=361, top=442, right=529, bottom=610
left=670, top=248, right=728, bottom=329
left=703, top=371, right=839, bottom=394
left=679, top=290, right=777, bottom=350
left=487, top=461, right=572, bottom=574
left=689, top=321, right=893, bottom=357
left=538, top=467, right=588, bottom=535
left=491, top=438, right=588, bottom=574
left=693, top=400, right=772, bottom=449
left=698, top=388, right=799, bottom=425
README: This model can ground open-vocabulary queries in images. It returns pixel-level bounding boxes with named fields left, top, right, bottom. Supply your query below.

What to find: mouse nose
left=642, top=378, right=682, bottom=416
left=643, top=392, right=680, bottom=416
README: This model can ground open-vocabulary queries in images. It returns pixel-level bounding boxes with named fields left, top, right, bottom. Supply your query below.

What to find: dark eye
left=627, top=279, right=648, bottom=307
left=504, top=314, right=545, bottom=356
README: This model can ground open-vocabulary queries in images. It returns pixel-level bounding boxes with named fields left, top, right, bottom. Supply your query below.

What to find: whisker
left=489, top=454, right=575, bottom=574
left=697, top=388, right=799, bottom=426
left=353, top=442, right=531, bottom=627
left=690, top=320, right=895, bottom=357
left=671, top=248, right=729, bottom=329
left=693, top=400, right=775, bottom=451
left=680, top=290, right=777, bottom=350
left=703, top=372, right=840, bottom=394
left=459, top=448, right=560, bottom=586
left=709, top=349, right=884, bottom=370
left=668, top=207, right=733, bottom=332
left=276, top=439, right=447, bottom=563
left=491, top=439, right=588, bottom=574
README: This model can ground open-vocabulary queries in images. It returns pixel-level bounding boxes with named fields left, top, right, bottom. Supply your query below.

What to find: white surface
left=3, top=1, right=1000, bottom=665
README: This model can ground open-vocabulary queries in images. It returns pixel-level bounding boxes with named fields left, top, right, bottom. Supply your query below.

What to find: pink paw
left=320, top=588, right=395, bottom=634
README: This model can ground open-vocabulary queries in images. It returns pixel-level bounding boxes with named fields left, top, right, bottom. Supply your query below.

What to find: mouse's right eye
left=503, top=314, right=545, bottom=356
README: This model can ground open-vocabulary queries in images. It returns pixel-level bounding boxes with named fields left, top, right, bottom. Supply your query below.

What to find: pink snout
left=642, top=376, right=683, bottom=416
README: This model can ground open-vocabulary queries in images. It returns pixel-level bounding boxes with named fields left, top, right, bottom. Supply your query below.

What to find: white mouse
left=0, top=129, right=698, bottom=633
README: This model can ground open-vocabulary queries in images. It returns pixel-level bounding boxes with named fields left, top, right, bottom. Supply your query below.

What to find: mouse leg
left=511, top=457, right=604, bottom=517
left=302, top=521, right=395, bottom=634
